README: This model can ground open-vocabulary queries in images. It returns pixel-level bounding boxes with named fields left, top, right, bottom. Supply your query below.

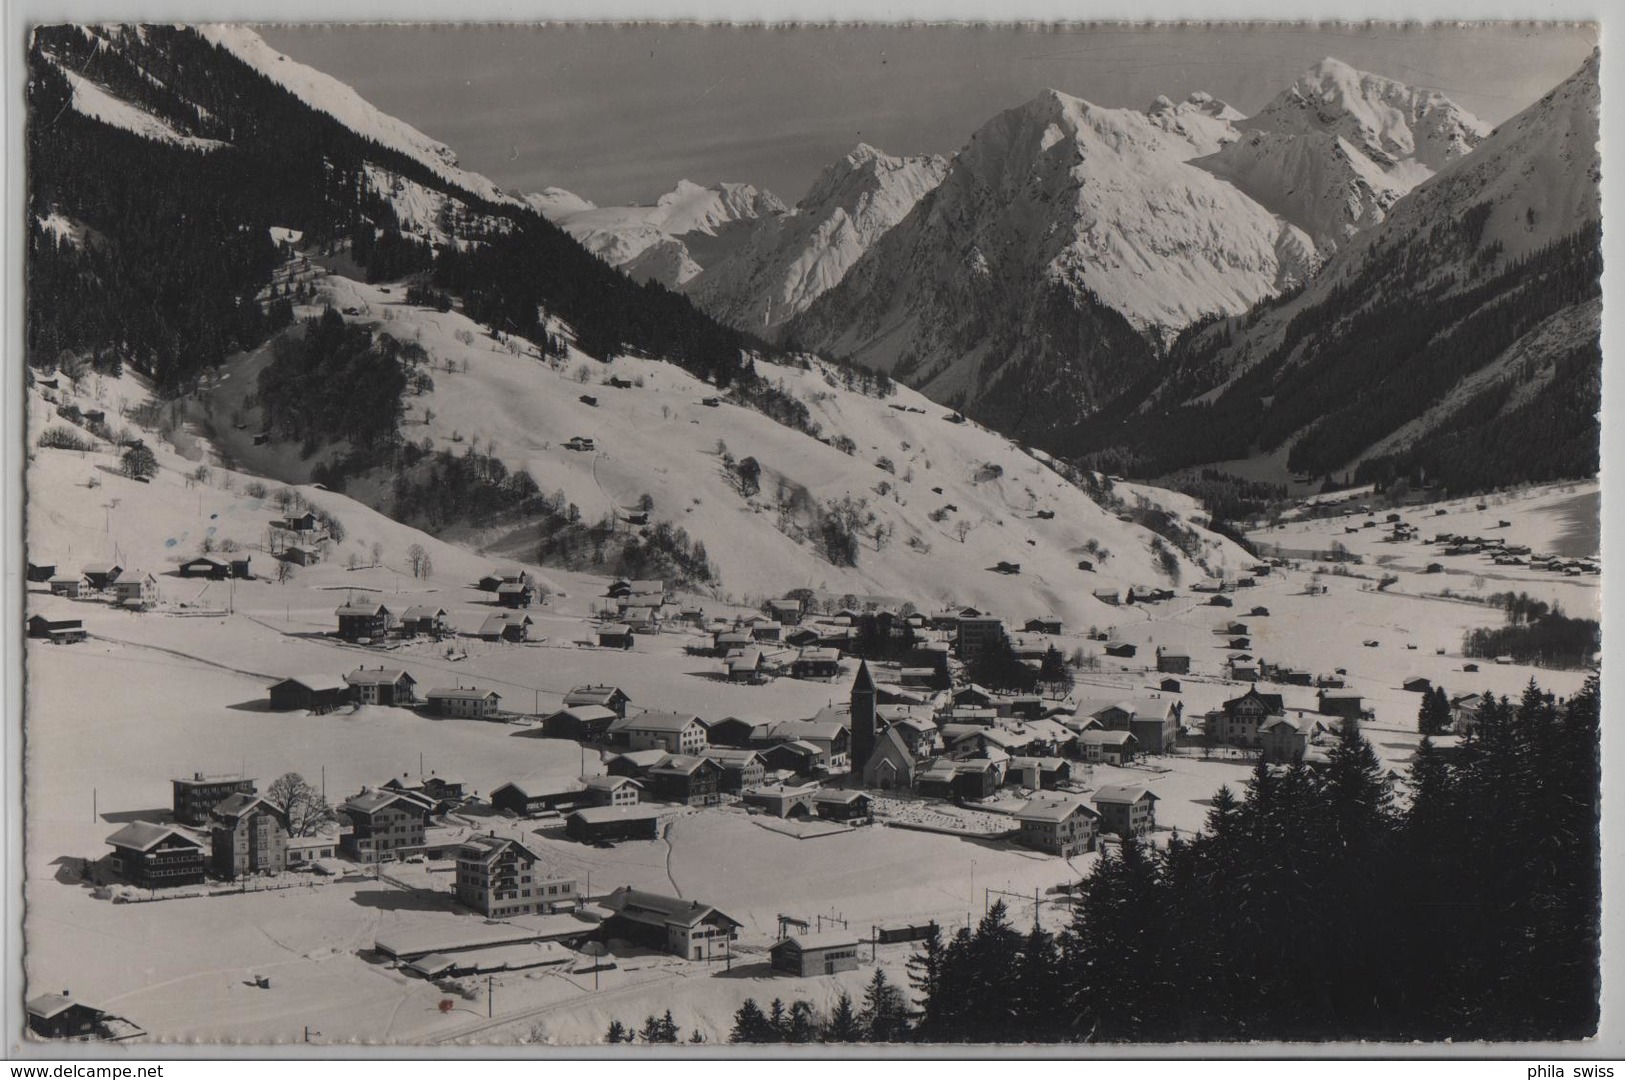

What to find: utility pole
left=487, top=974, right=493, bottom=1018
left=303, top=1025, right=319, bottom=1044
left=871, top=926, right=878, bottom=962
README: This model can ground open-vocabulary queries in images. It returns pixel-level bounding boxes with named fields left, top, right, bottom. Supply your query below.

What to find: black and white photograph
left=11, top=12, right=1610, bottom=1054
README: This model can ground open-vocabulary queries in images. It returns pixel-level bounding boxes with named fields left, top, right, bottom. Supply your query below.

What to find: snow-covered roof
left=106, top=821, right=199, bottom=852
left=1093, top=784, right=1158, bottom=805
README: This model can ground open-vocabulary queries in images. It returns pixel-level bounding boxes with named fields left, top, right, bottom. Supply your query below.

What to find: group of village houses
left=55, top=563, right=1506, bottom=1029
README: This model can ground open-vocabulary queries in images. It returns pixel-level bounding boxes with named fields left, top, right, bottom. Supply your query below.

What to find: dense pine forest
left=1064, top=220, right=1601, bottom=496
left=712, top=677, right=1599, bottom=1045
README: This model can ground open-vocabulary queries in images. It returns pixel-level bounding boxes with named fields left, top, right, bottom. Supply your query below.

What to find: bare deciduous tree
left=266, top=772, right=337, bottom=837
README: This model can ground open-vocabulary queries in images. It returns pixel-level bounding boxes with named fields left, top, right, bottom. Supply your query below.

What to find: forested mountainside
left=26, top=24, right=759, bottom=395
left=1060, top=50, right=1601, bottom=495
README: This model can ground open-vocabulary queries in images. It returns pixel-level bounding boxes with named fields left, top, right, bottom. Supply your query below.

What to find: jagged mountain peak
left=1251, top=55, right=1490, bottom=172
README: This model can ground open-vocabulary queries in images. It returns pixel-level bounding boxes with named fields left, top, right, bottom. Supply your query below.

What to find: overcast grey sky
left=256, top=23, right=1596, bottom=207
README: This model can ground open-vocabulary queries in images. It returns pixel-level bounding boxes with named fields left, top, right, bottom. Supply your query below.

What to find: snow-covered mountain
left=1071, top=50, right=1600, bottom=491
left=779, top=88, right=1313, bottom=436
left=1192, top=57, right=1489, bottom=256
left=685, top=144, right=950, bottom=339
left=537, top=179, right=788, bottom=288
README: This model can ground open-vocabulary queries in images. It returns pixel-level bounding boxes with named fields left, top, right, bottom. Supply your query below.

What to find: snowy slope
left=54, top=61, right=228, bottom=152
left=195, top=24, right=519, bottom=209
left=538, top=180, right=788, bottom=288
left=213, top=270, right=1252, bottom=626
left=1192, top=59, right=1488, bottom=256
left=685, top=144, right=950, bottom=339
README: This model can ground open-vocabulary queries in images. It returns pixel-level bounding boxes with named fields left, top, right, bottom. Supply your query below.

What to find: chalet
left=479, top=613, right=534, bottom=642
left=568, top=805, right=664, bottom=845
left=339, top=789, right=427, bottom=861
left=267, top=674, right=348, bottom=713
left=645, top=755, right=724, bottom=806
left=388, top=774, right=468, bottom=807
left=281, top=545, right=319, bottom=567
left=812, top=789, right=873, bottom=822
left=1013, top=796, right=1099, bottom=857
left=1208, top=595, right=1234, bottom=608
left=345, top=667, right=417, bottom=706
left=1208, top=688, right=1285, bottom=748
left=1155, top=648, right=1190, bottom=675
left=701, top=396, right=722, bottom=407
left=617, top=600, right=662, bottom=626
left=1104, top=641, right=1137, bottom=659
left=180, top=555, right=232, bottom=580
left=1227, top=655, right=1259, bottom=682
left=1228, top=637, right=1252, bottom=650
left=1159, top=677, right=1183, bottom=694
left=26, top=616, right=86, bottom=644
left=400, top=606, right=450, bottom=636
left=753, top=714, right=851, bottom=768
left=1092, top=588, right=1120, bottom=606
left=699, top=715, right=757, bottom=749
left=1076, top=729, right=1137, bottom=765
left=890, top=714, right=942, bottom=756
left=478, top=571, right=525, bottom=593
left=1074, top=698, right=1181, bottom=754
left=1250, top=607, right=1271, bottom=617
left=791, top=647, right=842, bottom=680
left=1077, top=559, right=1095, bottom=572
left=758, top=740, right=825, bottom=777
left=1462, top=663, right=1480, bottom=673
left=955, top=616, right=1007, bottom=660
left=26, top=993, right=115, bottom=1041
left=108, top=570, right=157, bottom=607
left=82, top=564, right=123, bottom=591
left=105, top=822, right=206, bottom=888
left=599, top=624, right=634, bottom=649
left=916, top=757, right=1002, bottom=801
left=1092, top=785, right=1158, bottom=838
left=726, top=648, right=764, bottom=683
left=1403, top=676, right=1433, bottom=693
left=1024, top=617, right=1066, bottom=636
left=455, top=835, right=578, bottom=918
left=48, top=574, right=87, bottom=598
left=607, top=711, right=707, bottom=755
left=583, top=775, right=642, bottom=807
left=606, top=749, right=672, bottom=780
left=1259, top=714, right=1326, bottom=765
left=425, top=686, right=502, bottom=719
left=1006, top=756, right=1073, bottom=791
left=564, top=685, right=631, bottom=718
left=544, top=705, right=619, bottom=742
left=285, top=511, right=321, bottom=535
left=489, top=780, right=557, bottom=817
left=770, top=932, right=863, bottom=977
left=496, top=581, right=534, bottom=608
left=209, top=793, right=290, bottom=880
left=608, top=578, right=665, bottom=601
left=767, top=599, right=804, bottom=625
left=599, top=887, right=742, bottom=961
left=742, top=783, right=820, bottom=817
left=172, top=773, right=256, bottom=826
left=1316, top=690, right=1364, bottom=720
left=335, top=601, right=394, bottom=642
left=997, top=694, right=1044, bottom=721
left=898, top=666, right=938, bottom=689
left=701, top=748, right=766, bottom=793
